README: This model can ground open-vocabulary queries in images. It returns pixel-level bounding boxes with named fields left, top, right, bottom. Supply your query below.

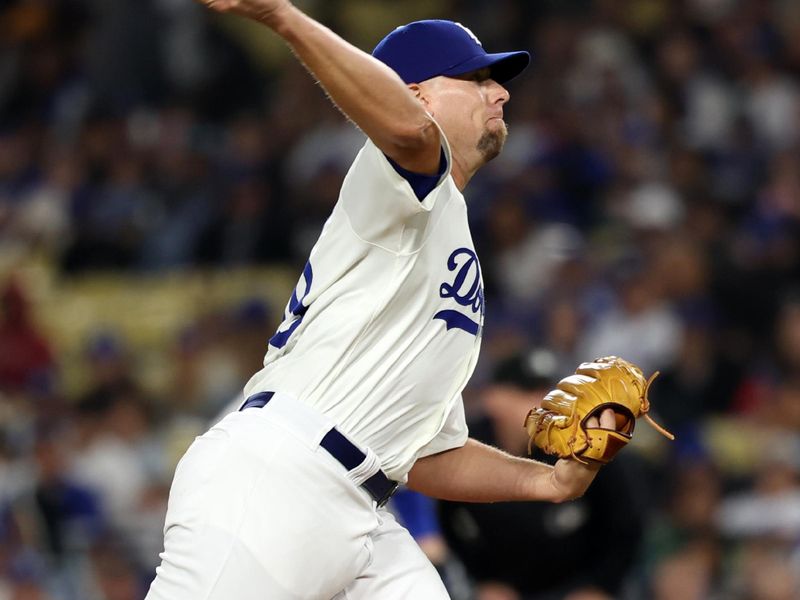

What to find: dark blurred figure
left=0, top=428, right=105, bottom=600
left=648, top=539, right=720, bottom=600
left=169, top=298, right=275, bottom=418
left=0, top=278, right=55, bottom=393
left=640, top=458, right=724, bottom=600
left=32, top=431, right=103, bottom=560
left=723, top=290, right=800, bottom=423
left=736, top=537, right=800, bottom=600
left=578, top=255, right=683, bottom=376
left=228, top=297, right=275, bottom=377
left=60, top=147, right=155, bottom=272
left=774, top=292, right=800, bottom=379
left=8, top=580, right=54, bottom=600
left=70, top=378, right=170, bottom=579
left=647, top=315, right=741, bottom=430
left=89, top=540, right=147, bottom=600
left=438, top=349, right=646, bottom=600
left=82, top=330, right=132, bottom=391
left=194, top=176, right=288, bottom=265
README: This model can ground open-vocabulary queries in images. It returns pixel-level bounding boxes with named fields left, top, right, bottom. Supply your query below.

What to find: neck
left=450, top=149, right=480, bottom=191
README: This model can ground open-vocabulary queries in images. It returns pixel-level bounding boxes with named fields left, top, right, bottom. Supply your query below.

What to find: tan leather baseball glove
left=524, top=356, right=674, bottom=464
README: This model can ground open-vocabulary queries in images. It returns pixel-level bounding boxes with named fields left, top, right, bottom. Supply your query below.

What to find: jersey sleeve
left=386, top=148, right=447, bottom=201
left=415, top=395, right=469, bottom=459
left=339, top=120, right=453, bottom=252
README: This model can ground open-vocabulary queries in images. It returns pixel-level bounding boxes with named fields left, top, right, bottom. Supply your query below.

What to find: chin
left=477, top=125, right=507, bottom=162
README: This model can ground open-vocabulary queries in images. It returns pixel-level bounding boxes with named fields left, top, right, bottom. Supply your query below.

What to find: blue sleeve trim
left=386, top=148, right=447, bottom=201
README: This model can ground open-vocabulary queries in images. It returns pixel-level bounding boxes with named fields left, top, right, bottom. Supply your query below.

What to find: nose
left=489, top=80, right=510, bottom=105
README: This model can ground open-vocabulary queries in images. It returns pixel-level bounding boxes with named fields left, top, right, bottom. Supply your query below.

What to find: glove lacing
left=641, top=371, right=675, bottom=440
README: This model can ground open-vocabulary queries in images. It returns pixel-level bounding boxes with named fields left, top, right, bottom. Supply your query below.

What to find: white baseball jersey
left=243, top=128, right=484, bottom=481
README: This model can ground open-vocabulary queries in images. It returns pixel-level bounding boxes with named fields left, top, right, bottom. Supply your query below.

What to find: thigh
left=147, top=414, right=377, bottom=600
left=147, top=518, right=298, bottom=600
left=336, top=510, right=451, bottom=600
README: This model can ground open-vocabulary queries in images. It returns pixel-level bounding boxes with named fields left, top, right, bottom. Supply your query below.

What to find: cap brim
left=441, top=50, right=530, bottom=84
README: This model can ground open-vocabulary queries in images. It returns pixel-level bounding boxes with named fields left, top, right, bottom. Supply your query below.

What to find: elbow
left=389, top=117, right=439, bottom=152
left=381, top=117, right=441, bottom=175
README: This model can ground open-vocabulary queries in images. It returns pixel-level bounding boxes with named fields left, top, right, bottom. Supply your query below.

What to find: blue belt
left=240, top=392, right=399, bottom=508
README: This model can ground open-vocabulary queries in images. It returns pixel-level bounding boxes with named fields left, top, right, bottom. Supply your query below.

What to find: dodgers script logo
left=434, top=248, right=484, bottom=336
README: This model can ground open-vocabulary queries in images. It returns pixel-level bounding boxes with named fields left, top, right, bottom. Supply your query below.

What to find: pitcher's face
left=422, top=68, right=511, bottom=164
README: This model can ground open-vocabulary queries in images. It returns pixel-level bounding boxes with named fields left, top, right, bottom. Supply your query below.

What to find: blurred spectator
left=538, top=298, right=584, bottom=377
left=87, top=542, right=145, bottom=600
left=491, top=211, right=584, bottom=305
left=31, top=432, right=103, bottom=559
left=137, top=107, right=216, bottom=270
left=69, top=381, right=168, bottom=576
left=640, top=459, right=724, bottom=599
left=227, top=297, right=275, bottom=378
left=61, top=149, right=156, bottom=272
left=577, top=255, right=683, bottom=374
left=649, top=540, right=721, bottom=600
left=736, top=538, right=800, bottom=600
left=0, top=278, right=55, bottom=393
left=775, top=292, right=800, bottom=378
left=194, top=176, right=283, bottom=265
left=7, top=580, right=55, bottom=600
left=82, top=331, right=131, bottom=391
left=2, top=149, right=77, bottom=257
left=717, top=452, right=800, bottom=540
left=0, top=429, right=103, bottom=600
left=169, top=298, right=274, bottom=418
left=647, top=318, right=741, bottom=429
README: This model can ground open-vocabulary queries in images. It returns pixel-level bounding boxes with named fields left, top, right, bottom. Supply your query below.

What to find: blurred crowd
left=2, top=0, right=800, bottom=598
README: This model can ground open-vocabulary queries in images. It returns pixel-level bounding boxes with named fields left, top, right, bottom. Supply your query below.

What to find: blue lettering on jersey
left=434, top=248, right=484, bottom=336
left=269, top=261, right=313, bottom=349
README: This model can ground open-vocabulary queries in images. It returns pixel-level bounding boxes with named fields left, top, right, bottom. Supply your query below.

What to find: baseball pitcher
left=146, top=2, right=672, bottom=599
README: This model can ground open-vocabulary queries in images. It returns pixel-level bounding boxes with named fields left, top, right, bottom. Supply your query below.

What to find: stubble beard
left=477, top=121, right=508, bottom=163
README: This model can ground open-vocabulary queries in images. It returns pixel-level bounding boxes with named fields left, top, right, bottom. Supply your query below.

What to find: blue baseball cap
left=373, top=20, right=530, bottom=85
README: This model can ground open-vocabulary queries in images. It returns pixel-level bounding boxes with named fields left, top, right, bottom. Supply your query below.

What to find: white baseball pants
left=145, top=393, right=450, bottom=599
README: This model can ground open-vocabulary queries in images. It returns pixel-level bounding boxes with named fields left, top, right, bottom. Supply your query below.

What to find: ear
left=408, top=83, right=433, bottom=113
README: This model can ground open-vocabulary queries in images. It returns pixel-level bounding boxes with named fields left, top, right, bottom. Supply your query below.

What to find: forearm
left=407, top=438, right=601, bottom=503
left=259, top=5, right=438, bottom=163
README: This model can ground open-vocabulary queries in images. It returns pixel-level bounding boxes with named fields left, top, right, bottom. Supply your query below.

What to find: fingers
left=600, top=407, right=616, bottom=429
left=586, top=408, right=617, bottom=430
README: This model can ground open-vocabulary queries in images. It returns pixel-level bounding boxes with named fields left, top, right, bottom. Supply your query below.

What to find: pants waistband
left=239, top=392, right=398, bottom=508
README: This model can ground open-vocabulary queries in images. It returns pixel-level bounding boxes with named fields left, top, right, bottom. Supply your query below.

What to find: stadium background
left=1, top=0, right=800, bottom=598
